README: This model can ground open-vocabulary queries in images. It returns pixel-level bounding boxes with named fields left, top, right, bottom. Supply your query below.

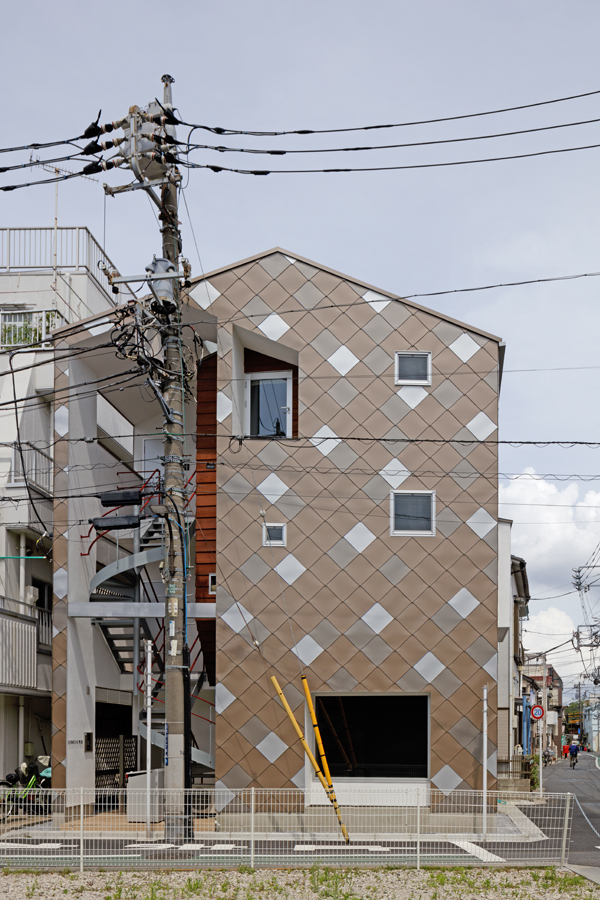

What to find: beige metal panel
left=0, top=613, right=36, bottom=688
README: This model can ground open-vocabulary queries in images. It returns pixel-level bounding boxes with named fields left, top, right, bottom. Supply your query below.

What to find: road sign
left=531, top=705, right=544, bottom=720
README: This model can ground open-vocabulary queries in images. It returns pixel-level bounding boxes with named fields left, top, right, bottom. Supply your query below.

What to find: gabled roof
left=191, top=246, right=503, bottom=343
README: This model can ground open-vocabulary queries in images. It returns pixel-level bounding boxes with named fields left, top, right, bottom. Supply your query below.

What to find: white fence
left=0, top=227, right=118, bottom=300
left=0, top=787, right=573, bottom=869
left=10, top=441, right=53, bottom=494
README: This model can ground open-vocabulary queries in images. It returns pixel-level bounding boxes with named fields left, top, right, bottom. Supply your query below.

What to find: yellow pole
left=270, top=675, right=349, bottom=843
left=301, top=675, right=349, bottom=843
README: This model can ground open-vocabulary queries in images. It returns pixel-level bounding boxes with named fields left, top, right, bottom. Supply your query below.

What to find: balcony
left=0, top=309, right=65, bottom=350
left=9, top=442, right=53, bottom=495
left=0, top=226, right=119, bottom=302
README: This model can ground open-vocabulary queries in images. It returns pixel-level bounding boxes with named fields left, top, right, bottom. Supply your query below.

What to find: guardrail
left=9, top=441, right=53, bottom=494
left=0, top=227, right=118, bottom=300
left=0, top=787, right=573, bottom=869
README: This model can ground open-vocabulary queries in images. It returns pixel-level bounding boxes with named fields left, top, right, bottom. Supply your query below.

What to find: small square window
left=208, top=574, right=217, bottom=594
left=262, top=523, right=287, bottom=546
left=391, top=491, right=435, bottom=536
left=395, top=352, right=431, bottom=385
left=245, top=371, right=293, bottom=438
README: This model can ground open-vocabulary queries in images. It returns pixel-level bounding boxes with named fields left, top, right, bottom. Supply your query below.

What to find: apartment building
left=0, top=227, right=118, bottom=779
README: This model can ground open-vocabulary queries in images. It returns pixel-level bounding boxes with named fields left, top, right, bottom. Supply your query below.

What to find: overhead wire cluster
left=4, top=85, right=600, bottom=191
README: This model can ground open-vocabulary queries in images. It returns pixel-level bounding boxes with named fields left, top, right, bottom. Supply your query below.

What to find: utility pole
left=156, top=75, right=191, bottom=832
left=540, top=653, right=546, bottom=798
left=91, top=75, right=192, bottom=837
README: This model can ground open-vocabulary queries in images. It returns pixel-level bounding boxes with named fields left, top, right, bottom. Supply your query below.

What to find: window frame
left=244, top=370, right=293, bottom=439
left=394, top=351, right=432, bottom=386
left=262, top=523, right=287, bottom=547
left=208, top=574, right=217, bottom=595
left=390, top=490, right=436, bottom=536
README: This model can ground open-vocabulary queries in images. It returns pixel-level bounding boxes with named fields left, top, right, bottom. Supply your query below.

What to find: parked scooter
left=0, top=756, right=52, bottom=820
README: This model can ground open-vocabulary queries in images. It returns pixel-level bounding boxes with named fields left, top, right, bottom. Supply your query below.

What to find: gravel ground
left=0, top=867, right=598, bottom=900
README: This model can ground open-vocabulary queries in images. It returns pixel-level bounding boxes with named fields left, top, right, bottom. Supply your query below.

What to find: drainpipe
left=19, top=533, right=26, bottom=608
left=18, top=696, right=25, bottom=766
left=482, top=684, right=488, bottom=840
left=133, top=509, right=140, bottom=762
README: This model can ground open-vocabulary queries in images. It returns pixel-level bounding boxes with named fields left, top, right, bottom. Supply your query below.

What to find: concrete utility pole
left=157, top=75, right=190, bottom=814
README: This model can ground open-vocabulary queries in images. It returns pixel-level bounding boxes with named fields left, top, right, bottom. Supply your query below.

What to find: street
left=541, top=752, right=600, bottom=867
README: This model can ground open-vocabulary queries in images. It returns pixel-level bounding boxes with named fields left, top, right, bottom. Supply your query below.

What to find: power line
left=186, top=115, right=600, bottom=156
left=177, top=86, right=600, bottom=136
left=185, top=140, right=600, bottom=175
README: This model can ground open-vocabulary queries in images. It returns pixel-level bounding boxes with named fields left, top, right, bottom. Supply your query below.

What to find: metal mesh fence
left=0, top=787, right=572, bottom=870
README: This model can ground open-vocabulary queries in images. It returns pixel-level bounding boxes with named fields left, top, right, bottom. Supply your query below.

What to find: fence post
left=79, top=786, right=84, bottom=873
left=416, top=788, right=420, bottom=870
left=561, top=792, right=572, bottom=866
left=250, top=787, right=255, bottom=869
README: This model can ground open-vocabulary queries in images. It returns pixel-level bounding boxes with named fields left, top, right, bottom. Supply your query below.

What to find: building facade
left=0, top=227, right=121, bottom=779
left=45, top=246, right=506, bottom=797
left=189, top=248, right=503, bottom=796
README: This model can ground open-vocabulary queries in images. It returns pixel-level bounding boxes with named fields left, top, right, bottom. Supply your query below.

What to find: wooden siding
left=194, top=353, right=217, bottom=684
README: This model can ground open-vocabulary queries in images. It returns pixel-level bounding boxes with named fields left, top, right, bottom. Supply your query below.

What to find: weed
left=237, top=867, right=254, bottom=875
left=25, top=879, right=38, bottom=899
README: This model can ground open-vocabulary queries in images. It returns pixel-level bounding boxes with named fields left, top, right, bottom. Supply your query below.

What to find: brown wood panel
left=195, top=354, right=217, bottom=685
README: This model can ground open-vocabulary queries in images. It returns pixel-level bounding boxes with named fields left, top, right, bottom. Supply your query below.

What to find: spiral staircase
left=88, top=516, right=214, bottom=773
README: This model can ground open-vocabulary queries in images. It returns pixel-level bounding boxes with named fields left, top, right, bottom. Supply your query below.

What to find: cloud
left=522, top=607, right=594, bottom=692
left=499, top=469, right=600, bottom=597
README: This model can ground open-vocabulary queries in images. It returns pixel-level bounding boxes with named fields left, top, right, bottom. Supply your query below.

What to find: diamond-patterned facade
left=199, top=249, right=499, bottom=793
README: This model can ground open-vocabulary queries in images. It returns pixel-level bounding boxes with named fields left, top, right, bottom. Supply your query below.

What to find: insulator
left=147, top=112, right=178, bottom=127
left=82, top=158, right=124, bottom=175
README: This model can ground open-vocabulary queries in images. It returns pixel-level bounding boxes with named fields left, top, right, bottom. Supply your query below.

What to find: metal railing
left=0, top=598, right=51, bottom=647
left=10, top=442, right=53, bottom=494
left=0, top=227, right=118, bottom=300
left=0, top=595, right=36, bottom=618
left=0, top=787, right=573, bottom=869
left=37, top=607, right=52, bottom=648
left=0, top=308, right=65, bottom=349
left=497, top=757, right=532, bottom=780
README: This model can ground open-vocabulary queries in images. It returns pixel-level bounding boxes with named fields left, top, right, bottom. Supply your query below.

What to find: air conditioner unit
left=25, top=586, right=39, bottom=605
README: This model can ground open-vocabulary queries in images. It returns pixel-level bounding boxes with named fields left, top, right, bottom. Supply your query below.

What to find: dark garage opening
left=317, top=695, right=428, bottom=779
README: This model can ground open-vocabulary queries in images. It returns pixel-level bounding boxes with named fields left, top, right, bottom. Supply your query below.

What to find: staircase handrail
left=90, top=546, right=164, bottom=595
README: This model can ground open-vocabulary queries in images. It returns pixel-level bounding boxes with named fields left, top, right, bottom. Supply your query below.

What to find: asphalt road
left=542, top=751, right=600, bottom=867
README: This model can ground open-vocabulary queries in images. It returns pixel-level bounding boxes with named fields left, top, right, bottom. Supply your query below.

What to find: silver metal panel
left=68, top=602, right=216, bottom=619
left=0, top=613, right=36, bottom=688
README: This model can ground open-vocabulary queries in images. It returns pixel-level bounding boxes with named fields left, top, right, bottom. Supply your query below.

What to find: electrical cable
left=0, top=150, right=98, bottom=175
left=37, top=429, right=600, bottom=449
left=0, top=169, right=89, bottom=193
left=176, top=86, right=600, bottom=136
left=185, top=114, right=600, bottom=156
left=184, top=140, right=600, bottom=175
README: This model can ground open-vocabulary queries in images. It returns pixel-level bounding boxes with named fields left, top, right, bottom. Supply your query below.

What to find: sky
left=3, top=0, right=600, bottom=696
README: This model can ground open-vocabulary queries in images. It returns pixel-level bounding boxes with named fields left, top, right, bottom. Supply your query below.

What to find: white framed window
left=208, top=573, right=216, bottom=594
left=262, top=523, right=287, bottom=547
left=395, top=351, right=432, bottom=386
left=245, top=371, right=293, bottom=438
left=390, top=491, right=436, bottom=536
